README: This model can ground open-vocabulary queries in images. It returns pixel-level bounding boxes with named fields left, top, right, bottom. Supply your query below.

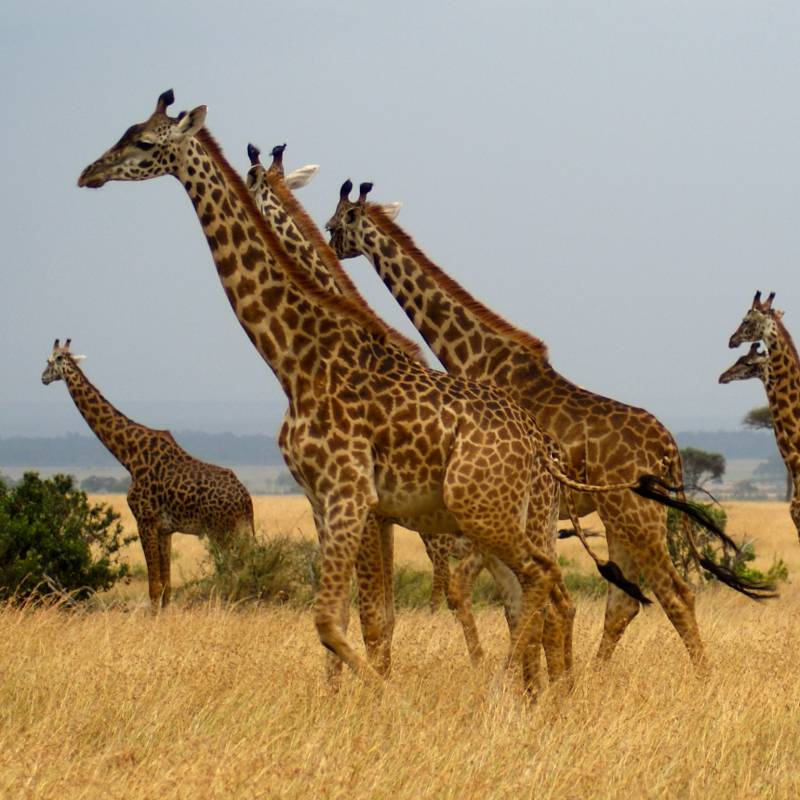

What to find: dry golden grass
left=3, top=497, right=798, bottom=798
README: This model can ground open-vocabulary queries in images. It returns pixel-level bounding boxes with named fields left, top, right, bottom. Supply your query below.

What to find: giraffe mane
left=774, top=313, right=800, bottom=366
left=194, top=129, right=426, bottom=364
left=267, top=177, right=365, bottom=301
left=365, top=204, right=550, bottom=361
left=65, top=352, right=166, bottom=439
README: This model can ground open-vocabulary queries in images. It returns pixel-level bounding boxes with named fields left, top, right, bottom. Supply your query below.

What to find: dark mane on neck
left=366, top=204, right=549, bottom=361
left=775, top=315, right=800, bottom=367
left=67, top=358, right=160, bottom=438
left=194, top=129, right=425, bottom=364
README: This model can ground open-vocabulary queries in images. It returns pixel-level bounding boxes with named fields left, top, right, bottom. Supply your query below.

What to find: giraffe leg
left=420, top=532, right=452, bottom=612
left=157, top=533, right=173, bottom=609
left=600, top=497, right=705, bottom=669
left=790, top=492, right=800, bottom=542
left=446, top=547, right=486, bottom=664
left=355, top=515, right=395, bottom=677
left=504, top=551, right=561, bottom=697
left=595, top=530, right=641, bottom=662
left=313, top=500, right=379, bottom=683
left=311, top=507, right=346, bottom=686
left=137, top=524, right=162, bottom=611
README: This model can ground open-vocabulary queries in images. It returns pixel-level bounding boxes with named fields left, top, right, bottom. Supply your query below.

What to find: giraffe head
left=728, top=291, right=782, bottom=348
left=718, top=343, right=769, bottom=384
left=41, top=339, right=85, bottom=385
left=326, top=181, right=402, bottom=259
left=77, top=89, right=207, bottom=188
left=245, top=143, right=319, bottom=213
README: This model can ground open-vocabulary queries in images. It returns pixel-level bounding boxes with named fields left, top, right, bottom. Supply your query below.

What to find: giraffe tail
left=635, top=475, right=778, bottom=601
left=561, top=487, right=652, bottom=606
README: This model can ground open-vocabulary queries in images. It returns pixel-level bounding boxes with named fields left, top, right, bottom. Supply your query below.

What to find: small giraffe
left=245, top=142, right=486, bottom=616
left=78, top=91, right=654, bottom=691
left=41, top=339, right=254, bottom=608
left=719, top=342, right=768, bottom=385
left=728, top=291, right=800, bottom=535
left=326, top=181, right=775, bottom=668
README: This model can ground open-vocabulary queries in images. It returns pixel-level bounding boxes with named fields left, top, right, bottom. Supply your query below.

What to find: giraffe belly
left=373, top=466, right=447, bottom=520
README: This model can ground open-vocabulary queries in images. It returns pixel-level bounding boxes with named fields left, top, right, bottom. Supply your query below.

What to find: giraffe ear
left=379, top=202, right=402, bottom=221
left=173, top=105, right=207, bottom=138
left=72, top=354, right=87, bottom=363
left=285, top=164, right=319, bottom=190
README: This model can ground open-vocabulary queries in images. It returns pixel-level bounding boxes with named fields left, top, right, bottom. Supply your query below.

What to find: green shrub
left=180, top=534, right=321, bottom=606
left=666, top=503, right=727, bottom=581
left=0, top=472, right=134, bottom=603
left=666, top=503, right=788, bottom=588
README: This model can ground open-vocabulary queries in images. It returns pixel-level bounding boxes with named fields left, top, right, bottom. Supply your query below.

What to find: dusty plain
left=1, top=497, right=799, bottom=798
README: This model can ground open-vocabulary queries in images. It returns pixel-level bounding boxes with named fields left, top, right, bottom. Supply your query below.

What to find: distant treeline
left=675, top=430, right=778, bottom=460
left=0, top=431, right=285, bottom=467
left=0, top=428, right=779, bottom=468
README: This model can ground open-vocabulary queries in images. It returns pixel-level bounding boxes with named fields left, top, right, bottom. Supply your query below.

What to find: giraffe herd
left=40, top=88, right=795, bottom=695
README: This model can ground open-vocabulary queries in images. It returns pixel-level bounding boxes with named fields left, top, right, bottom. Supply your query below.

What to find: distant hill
left=0, top=428, right=779, bottom=468
left=0, top=431, right=285, bottom=468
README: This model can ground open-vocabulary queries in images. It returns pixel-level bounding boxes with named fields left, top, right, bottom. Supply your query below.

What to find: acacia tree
left=680, top=447, right=725, bottom=493
left=743, top=405, right=792, bottom=501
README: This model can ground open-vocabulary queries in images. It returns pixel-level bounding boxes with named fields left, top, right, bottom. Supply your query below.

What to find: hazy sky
left=2, top=1, right=799, bottom=437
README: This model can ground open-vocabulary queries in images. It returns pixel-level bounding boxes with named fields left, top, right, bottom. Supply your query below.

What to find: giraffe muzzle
left=77, top=165, right=108, bottom=189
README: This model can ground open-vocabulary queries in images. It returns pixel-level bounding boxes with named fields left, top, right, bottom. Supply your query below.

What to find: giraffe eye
left=136, top=140, right=155, bottom=151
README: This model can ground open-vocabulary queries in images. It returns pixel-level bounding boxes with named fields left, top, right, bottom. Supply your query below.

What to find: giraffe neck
left=252, top=174, right=344, bottom=296
left=352, top=206, right=560, bottom=391
left=763, top=322, right=800, bottom=472
left=172, top=130, right=418, bottom=403
left=251, top=174, right=426, bottom=363
left=61, top=363, right=148, bottom=472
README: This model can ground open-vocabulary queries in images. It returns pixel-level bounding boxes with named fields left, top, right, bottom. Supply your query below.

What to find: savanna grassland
left=2, top=498, right=800, bottom=799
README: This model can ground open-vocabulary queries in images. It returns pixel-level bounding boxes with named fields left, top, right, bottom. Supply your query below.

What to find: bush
left=180, top=535, right=321, bottom=606
left=666, top=502, right=788, bottom=588
left=0, top=472, right=134, bottom=603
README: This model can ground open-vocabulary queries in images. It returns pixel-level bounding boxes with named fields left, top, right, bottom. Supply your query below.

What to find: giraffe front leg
left=311, top=506, right=348, bottom=688
left=137, top=524, right=163, bottom=611
left=157, top=533, right=173, bottom=609
left=355, top=514, right=395, bottom=677
left=314, top=499, right=380, bottom=684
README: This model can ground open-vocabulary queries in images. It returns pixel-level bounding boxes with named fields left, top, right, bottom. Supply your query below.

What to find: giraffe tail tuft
left=598, top=561, right=652, bottom=605
left=696, top=556, right=778, bottom=600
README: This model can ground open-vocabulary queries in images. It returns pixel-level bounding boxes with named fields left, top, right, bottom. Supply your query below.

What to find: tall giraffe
left=77, top=91, right=655, bottom=691
left=728, top=291, right=800, bottom=535
left=41, top=339, right=254, bottom=608
left=245, top=142, right=497, bottom=617
left=326, top=182, right=775, bottom=668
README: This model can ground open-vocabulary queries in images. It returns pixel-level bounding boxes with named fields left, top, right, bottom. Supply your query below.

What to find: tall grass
left=2, top=586, right=799, bottom=799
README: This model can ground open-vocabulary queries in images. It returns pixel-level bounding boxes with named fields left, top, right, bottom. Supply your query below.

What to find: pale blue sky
left=2, top=1, right=799, bottom=436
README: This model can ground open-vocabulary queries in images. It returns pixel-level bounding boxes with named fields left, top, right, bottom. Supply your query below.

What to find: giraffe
left=245, top=142, right=489, bottom=615
left=728, top=291, right=800, bottom=536
left=326, top=182, right=776, bottom=669
left=41, top=338, right=254, bottom=608
left=719, top=342, right=768, bottom=385
left=77, top=91, right=657, bottom=691
left=243, top=143, right=600, bottom=679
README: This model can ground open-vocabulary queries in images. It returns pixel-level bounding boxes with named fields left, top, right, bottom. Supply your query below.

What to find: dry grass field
left=2, top=497, right=800, bottom=798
